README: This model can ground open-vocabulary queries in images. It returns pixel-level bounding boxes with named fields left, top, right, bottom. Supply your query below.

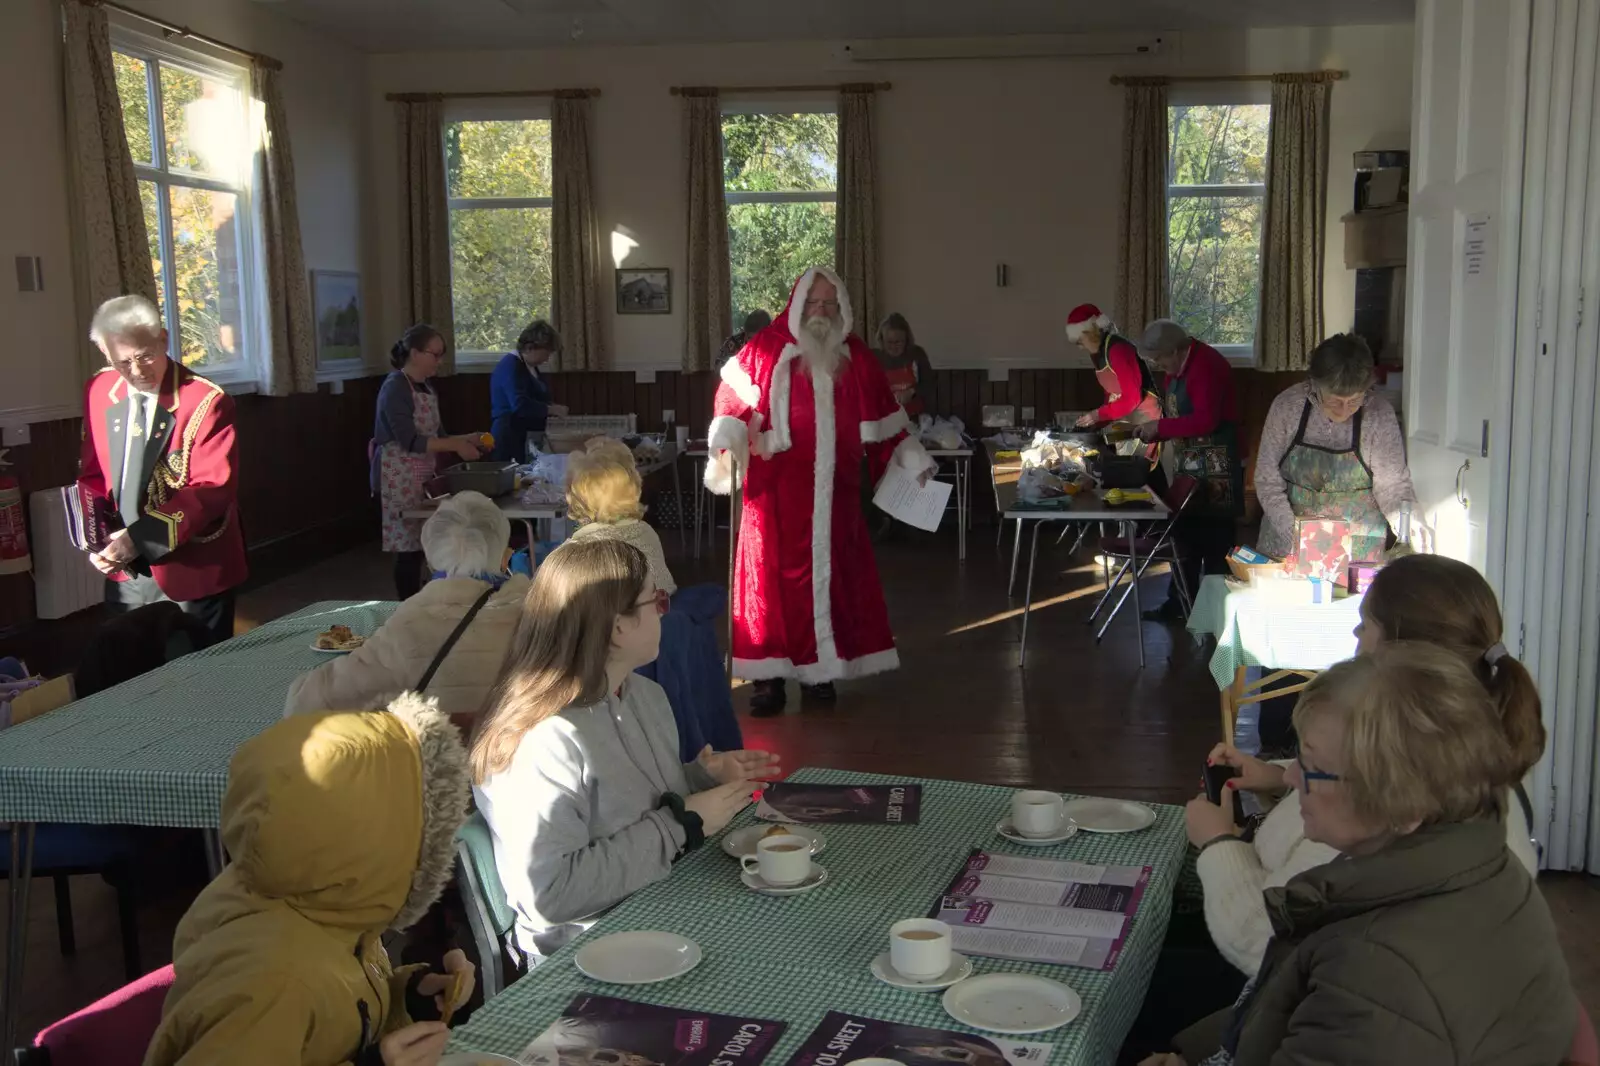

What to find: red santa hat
left=1064, top=303, right=1114, bottom=343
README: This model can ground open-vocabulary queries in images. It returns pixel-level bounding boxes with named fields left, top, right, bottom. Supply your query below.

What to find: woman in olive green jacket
left=1147, top=646, right=1575, bottom=1066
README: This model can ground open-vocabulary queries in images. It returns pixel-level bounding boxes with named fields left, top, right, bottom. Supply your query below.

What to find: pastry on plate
left=314, top=625, right=363, bottom=651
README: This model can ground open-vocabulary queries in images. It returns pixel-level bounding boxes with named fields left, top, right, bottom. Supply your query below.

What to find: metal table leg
left=1018, top=522, right=1042, bottom=667
left=672, top=451, right=686, bottom=555
left=957, top=458, right=968, bottom=561
left=1008, top=518, right=1025, bottom=596
left=1127, top=518, right=1145, bottom=668
left=693, top=458, right=706, bottom=561
left=4, top=821, right=37, bottom=1052
left=202, top=828, right=227, bottom=880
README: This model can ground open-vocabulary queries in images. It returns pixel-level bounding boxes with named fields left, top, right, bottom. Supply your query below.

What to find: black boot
left=749, top=679, right=787, bottom=717
left=799, top=682, right=836, bottom=702
left=1141, top=598, right=1187, bottom=625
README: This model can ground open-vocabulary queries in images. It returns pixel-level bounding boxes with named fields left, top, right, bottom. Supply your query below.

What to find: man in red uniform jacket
left=78, top=295, right=247, bottom=646
left=705, top=267, right=936, bottom=715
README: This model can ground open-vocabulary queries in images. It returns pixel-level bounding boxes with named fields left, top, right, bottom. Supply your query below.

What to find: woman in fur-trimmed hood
left=144, top=693, right=474, bottom=1066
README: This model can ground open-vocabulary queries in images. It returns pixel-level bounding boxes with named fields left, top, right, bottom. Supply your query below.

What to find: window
left=113, top=39, right=258, bottom=378
left=1167, top=101, right=1271, bottom=358
left=445, top=117, right=553, bottom=362
left=722, top=109, right=838, bottom=324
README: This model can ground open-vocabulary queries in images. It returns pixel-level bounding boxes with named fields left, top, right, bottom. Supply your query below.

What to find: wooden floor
left=7, top=521, right=1598, bottom=1039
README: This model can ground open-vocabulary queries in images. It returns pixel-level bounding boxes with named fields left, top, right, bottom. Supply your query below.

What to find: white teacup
left=1011, top=790, right=1067, bottom=838
left=740, top=833, right=811, bottom=887
left=675, top=426, right=691, bottom=449
left=889, top=917, right=952, bottom=980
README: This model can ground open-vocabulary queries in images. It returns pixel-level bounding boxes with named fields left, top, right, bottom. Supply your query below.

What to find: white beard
left=798, top=315, right=846, bottom=376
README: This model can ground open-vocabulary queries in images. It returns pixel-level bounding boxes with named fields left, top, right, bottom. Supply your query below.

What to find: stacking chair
left=454, top=810, right=520, bottom=1001
left=1087, top=474, right=1200, bottom=641
left=12, top=963, right=174, bottom=1066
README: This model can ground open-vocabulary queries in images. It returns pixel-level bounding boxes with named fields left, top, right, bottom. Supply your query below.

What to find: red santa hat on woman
left=1064, top=303, right=1114, bottom=343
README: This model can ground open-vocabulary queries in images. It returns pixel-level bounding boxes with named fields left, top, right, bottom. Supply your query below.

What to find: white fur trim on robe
left=704, top=415, right=747, bottom=495
left=860, top=406, right=911, bottom=444
left=719, top=358, right=761, bottom=409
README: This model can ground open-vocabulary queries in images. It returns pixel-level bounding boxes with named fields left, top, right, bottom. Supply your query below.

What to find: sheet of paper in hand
left=872, top=463, right=952, bottom=532
left=60, top=483, right=112, bottom=554
left=520, top=994, right=787, bottom=1066
left=784, top=1011, right=1053, bottom=1066
left=935, top=850, right=1152, bottom=970
left=755, top=782, right=922, bottom=824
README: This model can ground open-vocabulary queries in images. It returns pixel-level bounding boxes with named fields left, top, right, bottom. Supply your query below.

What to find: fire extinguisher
left=0, top=453, right=32, bottom=577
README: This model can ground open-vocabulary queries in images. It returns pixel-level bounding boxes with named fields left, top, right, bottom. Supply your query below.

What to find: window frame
left=112, top=27, right=263, bottom=390
left=1165, top=84, right=1271, bottom=366
left=720, top=99, right=839, bottom=321
left=441, top=101, right=554, bottom=372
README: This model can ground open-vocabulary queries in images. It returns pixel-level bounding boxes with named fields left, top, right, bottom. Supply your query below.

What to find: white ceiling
left=239, top=0, right=1416, bottom=54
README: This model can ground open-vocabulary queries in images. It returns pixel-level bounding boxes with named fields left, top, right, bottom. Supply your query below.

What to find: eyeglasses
left=422, top=346, right=448, bottom=359
left=1295, top=752, right=1342, bottom=792
left=112, top=351, right=164, bottom=368
left=635, top=588, right=669, bottom=616
left=1313, top=387, right=1368, bottom=418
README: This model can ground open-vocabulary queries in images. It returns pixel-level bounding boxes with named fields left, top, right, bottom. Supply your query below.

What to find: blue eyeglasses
left=1296, top=752, right=1342, bottom=792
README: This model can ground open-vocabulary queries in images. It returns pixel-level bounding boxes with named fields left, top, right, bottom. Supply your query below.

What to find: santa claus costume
left=706, top=267, right=935, bottom=709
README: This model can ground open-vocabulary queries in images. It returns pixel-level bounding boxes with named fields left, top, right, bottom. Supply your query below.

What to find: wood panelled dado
left=0, top=365, right=1292, bottom=631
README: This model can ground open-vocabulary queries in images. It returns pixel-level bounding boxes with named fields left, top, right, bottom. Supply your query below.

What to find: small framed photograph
left=311, top=270, right=363, bottom=366
left=616, top=267, right=671, bottom=315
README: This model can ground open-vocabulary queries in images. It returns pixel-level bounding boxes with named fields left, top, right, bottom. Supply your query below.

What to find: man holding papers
left=705, top=267, right=937, bottom=715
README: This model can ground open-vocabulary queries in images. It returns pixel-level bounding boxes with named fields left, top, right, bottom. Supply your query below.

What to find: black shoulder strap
left=416, top=585, right=496, bottom=693
left=1292, top=397, right=1315, bottom=446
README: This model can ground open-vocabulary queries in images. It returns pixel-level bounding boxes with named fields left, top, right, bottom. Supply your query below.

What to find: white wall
left=366, top=23, right=1414, bottom=371
left=0, top=0, right=369, bottom=421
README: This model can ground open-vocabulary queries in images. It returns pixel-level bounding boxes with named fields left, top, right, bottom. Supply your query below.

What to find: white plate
left=1059, top=797, right=1156, bottom=834
left=870, top=951, right=973, bottom=991
left=309, top=641, right=363, bottom=654
left=721, top=824, right=827, bottom=859
left=942, top=973, right=1082, bottom=1035
left=995, top=819, right=1080, bottom=846
left=574, top=930, right=702, bottom=985
left=440, top=1055, right=522, bottom=1066
left=740, top=862, right=828, bottom=896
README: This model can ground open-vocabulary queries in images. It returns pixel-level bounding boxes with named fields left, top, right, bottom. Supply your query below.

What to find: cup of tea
left=1011, top=790, right=1067, bottom=838
left=889, top=918, right=952, bottom=980
left=740, top=833, right=811, bottom=887
left=675, top=426, right=691, bottom=450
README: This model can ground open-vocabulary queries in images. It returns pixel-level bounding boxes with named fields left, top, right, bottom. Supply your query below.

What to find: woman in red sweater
left=1065, top=303, right=1162, bottom=432
left=1134, top=318, right=1243, bottom=623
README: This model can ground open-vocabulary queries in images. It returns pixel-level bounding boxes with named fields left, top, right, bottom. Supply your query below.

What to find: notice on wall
left=1463, top=213, right=1493, bottom=279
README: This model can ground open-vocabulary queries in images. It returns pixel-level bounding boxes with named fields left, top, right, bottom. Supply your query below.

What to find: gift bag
left=1289, top=518, right=1357, bottom=585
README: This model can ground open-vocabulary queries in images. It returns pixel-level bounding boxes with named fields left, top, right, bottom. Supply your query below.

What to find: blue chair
left=636, top=584, right=742, bottom=762
left=454, top=810, right=519, bottom=1001
left=0, top=825, right=141, bottom=981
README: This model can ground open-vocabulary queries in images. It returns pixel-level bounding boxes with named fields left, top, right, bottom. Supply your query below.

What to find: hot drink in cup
left=740, top=833, right=811, bottom=886
left=889, top=918, right=952, bottom=980
left=1011, top=790, right=1066, bottom=838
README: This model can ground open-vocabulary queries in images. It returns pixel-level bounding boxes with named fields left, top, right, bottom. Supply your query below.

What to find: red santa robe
left=706, top=267, right=936, bottom=684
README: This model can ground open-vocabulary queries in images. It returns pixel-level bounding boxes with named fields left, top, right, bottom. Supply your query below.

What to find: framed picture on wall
left=312, top=270, right=363, bottom=366
left=616, top=268, right=671, bottom=314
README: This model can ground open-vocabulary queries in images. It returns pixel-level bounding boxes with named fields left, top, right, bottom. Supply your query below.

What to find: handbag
left=415, top=585, right=495, bottom=692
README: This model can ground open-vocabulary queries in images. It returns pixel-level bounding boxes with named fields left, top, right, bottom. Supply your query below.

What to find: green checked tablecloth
left=1186, top=574, right=1363, bottom=690
left=0, top=600, right=397, bottom=827
left=449, top=768, right=1187, bottom=1066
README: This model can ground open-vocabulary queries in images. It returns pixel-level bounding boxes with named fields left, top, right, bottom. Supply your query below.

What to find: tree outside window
left=722, top=111, right=838, bottom=325
left=445, top=118, right=554, bottom=359
left=1167, top=103, right=1270, bottom=355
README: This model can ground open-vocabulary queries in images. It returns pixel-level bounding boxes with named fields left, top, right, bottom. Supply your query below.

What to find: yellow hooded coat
left=143, top=693, right=470, bottom=1066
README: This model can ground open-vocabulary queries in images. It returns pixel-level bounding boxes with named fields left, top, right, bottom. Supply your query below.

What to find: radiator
left=30, top=489, right=103, bottom=619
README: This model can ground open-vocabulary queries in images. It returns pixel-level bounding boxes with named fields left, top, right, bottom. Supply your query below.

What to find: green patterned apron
left=1162, top=368, right=1243, bottom=518
left=1280, top=399, right=1389, bottom=563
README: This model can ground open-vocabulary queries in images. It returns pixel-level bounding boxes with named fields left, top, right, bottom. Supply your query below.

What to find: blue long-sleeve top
left=489, top=352, right=552, bottom=462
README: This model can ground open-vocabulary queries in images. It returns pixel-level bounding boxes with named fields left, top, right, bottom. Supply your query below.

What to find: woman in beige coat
left=286, top=491, right=529, bottom=726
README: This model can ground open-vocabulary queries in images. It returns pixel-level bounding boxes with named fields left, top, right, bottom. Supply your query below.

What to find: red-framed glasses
left=636, top=588, right=669, bottom=616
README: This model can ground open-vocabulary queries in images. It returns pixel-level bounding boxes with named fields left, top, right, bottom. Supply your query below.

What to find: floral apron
left=1280, top=399, right=1388, bottom=563
left=1162, top=367, right=1243, bottom=518
left=1096, top=333, right=1162, bottom=462
left=379, top=384, right=439, bottom=552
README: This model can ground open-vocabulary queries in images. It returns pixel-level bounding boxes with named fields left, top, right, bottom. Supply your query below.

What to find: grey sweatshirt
left=473, top=675, right=716, bottom=960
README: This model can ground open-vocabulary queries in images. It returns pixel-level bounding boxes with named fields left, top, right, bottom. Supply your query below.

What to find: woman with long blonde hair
left=472, top=540, right=778, bottom=961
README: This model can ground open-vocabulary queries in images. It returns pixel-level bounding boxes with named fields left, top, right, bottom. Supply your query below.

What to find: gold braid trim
left=146, top=388, right=220, bottom=511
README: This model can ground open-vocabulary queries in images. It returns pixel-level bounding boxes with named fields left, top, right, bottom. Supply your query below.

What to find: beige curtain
left=682, top=91, right=730, bottom=372
left=1259, top=74, right=1331, bottom=372
left=251, top=60, right=317, bottom=394
left=551, top=93, right=606, bottom=370
left=396, top=98, right=454, bottom=373
left=62, top=0, right=158, bottom=384
left=835, top=87, right=879, bottom=339
left=1114, top=78, right=1170, bottom=335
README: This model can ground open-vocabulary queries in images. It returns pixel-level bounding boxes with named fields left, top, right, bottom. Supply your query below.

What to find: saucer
left=942, top=973, right=1081, bottom=1034
left=740, top=862, right=828, bottom=896
left=996, top=819, right=1080, bottom=846
left=1059, top=797, right=1156, bottom=833
left=573, top=930, right=702, bottom=985
left=721, top=824, right=827, bottom=860
left=870, top=951, right=973, bottom=991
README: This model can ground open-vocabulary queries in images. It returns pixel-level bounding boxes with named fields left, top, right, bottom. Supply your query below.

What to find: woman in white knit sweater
left=563, top=437, right=676, bottom=594
left=1190, top=553, right=1545, bottom=975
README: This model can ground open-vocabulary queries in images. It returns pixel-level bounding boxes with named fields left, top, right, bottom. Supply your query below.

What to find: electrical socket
left=3, top=424, right=32, bottom=446
left=662, top=408, right=676, bottom=424
left=1021, top=406, right=1036, bottom=423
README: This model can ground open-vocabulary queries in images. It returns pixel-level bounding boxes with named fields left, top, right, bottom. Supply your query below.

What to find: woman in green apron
left=1254, top=333, right=1418, bottom=563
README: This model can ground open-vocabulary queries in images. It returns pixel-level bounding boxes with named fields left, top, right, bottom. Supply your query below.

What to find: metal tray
left=425, top=461, right=518, bottom=501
